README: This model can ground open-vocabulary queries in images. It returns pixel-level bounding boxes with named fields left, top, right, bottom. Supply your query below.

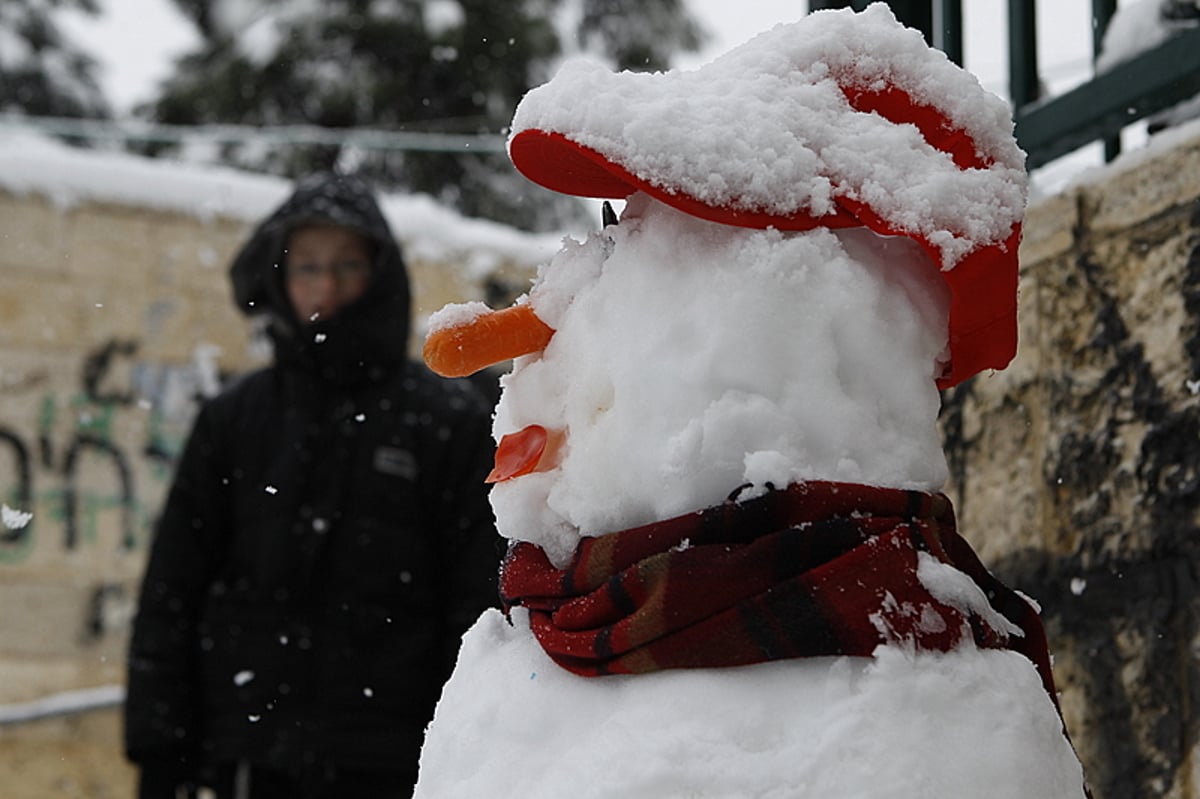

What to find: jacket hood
left=230, top=172, right=412, bottom=385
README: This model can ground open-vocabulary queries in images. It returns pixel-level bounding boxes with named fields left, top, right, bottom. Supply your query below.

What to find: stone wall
left=941, top=126, right=1200, bottom=799
left=4, top=123, right=1200, bottom=797
left=0, top=191, right=256, bottom=797
left=0, top=184, right=540, bottom=798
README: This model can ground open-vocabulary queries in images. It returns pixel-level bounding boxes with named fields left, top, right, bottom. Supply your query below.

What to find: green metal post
left=936, top=0, right=964, bottom=66
left=1008, top=0, right=1040, bottom=110
left=1093, top=0, right=1121, bottom=161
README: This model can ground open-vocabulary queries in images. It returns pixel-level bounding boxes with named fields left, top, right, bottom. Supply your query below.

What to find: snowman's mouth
left=487, top=425, right=567, bottom=483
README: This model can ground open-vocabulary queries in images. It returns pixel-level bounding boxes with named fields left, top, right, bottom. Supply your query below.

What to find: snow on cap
left=507, top=3, right=1028, bottom=389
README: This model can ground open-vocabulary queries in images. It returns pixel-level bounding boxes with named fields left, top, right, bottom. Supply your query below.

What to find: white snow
left=416, top=609, right=1085, bottom=799
left=423, top=0, right=465, bottom=35
left=492, top=195, right=951, bottom=564
left=0, top=131, right=561, bottom=272
left=426, top=301, right=493, bottom=334
left=1095, top=0, right=1175, bottom=72
left=510, top=3, right=1026, bottom=269
left=238, top=15, right=287, bottom=68
left=916, top=551, right=1024, bottom=638
left=1095, top=0, right=1200, bottom=133
left=1, top=504, right=32, bottom=531
left=417, top=6, right=1085, bottom=798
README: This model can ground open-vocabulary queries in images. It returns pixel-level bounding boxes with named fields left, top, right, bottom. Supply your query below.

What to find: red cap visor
left=508, top=123, right=1018, bottom=389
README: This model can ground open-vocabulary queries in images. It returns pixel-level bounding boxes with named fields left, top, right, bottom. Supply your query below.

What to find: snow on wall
left=0, top=130, right=562, bottom=276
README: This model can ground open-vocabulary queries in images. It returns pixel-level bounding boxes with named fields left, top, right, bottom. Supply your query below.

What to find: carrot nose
left=423, top=303, right=555, bottom=378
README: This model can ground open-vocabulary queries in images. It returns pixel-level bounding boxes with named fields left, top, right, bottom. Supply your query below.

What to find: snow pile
left=492, top=194, right=951, bottom=565
left=0, top=130, right=561, bottom=270
left=1095, top=0, right=1176, bottom=72
left=417, top=609, right=1084, bottom=799
left=1095, top=0, right=1200, bottom=133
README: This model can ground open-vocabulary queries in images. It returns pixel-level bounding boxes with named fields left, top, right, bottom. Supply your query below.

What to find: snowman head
left=423, top=5, right=1027, bottom=563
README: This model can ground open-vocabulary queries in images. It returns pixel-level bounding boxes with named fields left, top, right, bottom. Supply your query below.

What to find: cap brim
left=509, top=129, right=861, bottom=231
left=508, top=128, right=1018, bottom=389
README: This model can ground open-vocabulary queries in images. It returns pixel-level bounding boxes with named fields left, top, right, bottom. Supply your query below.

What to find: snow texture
left=510, top=3, right=1026, bottom=269
left=426, top=301, right=493, bottom=334
left=416, top=609, right=1086, bottom=799
left=419, top=6, right=1083, bottom=797
left=0, top=130, right=560, bottom=273
left=492, top=194, right=952, bottom=565
left=422, top=12, right=1089, bottom=796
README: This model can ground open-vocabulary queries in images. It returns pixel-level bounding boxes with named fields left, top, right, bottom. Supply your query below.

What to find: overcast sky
left=67, top=0, right=1122, bottom=113
left=61, top=0, right=1140, bottom=188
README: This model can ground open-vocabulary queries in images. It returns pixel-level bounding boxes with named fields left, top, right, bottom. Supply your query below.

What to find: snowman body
left=414, top=6, right=1087, bottom=797
left=413, top=198, right=1086, bottom=799
left=415, top=609, right=1084, bottom=799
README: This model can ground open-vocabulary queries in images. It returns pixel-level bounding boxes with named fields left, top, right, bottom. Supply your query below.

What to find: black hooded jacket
left=123, top=173, right=500, bottom=786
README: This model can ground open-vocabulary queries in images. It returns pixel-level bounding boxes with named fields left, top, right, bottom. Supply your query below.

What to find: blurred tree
left=141, top=0, right=706, bottom=231
left=0, top=0, right=108, bottom=118
left=578, top=0, right=704, bottom=71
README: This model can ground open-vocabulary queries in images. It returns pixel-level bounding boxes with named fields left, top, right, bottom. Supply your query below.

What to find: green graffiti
left=145, top=405, right=186, bottom=473
left=2, top=356, right=206, bottom=565
left=38, top=394, right=55, bottom=437
left=70, top=394, right=117, bottom=442
left=0, top=485, right=158, bottom=564
left=81, top=492, right=125, bottom=546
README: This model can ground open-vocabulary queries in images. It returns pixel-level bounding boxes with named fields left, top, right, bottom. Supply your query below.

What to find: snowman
left=415, top=5, right=1088, bottom=798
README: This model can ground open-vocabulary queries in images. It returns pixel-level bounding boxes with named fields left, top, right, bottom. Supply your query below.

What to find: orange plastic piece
left=487, top=425, right=549, bottom=483
left=487, top=425, right=568, bottom=483
left=423, top=303, right=555, bottom=378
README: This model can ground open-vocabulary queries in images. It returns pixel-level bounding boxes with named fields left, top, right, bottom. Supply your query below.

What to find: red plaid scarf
left=499, top=481, right=1060, bottom=706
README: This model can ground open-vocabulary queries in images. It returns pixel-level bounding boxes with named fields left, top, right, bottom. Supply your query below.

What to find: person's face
left=284, top=225, right=373, bottom=325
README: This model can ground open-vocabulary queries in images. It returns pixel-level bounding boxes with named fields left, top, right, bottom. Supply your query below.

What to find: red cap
left=508, top=82, right=1020, bottom=390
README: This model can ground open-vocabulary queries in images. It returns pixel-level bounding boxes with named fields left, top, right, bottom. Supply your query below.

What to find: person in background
left=123, top=172, right=500, bottom=798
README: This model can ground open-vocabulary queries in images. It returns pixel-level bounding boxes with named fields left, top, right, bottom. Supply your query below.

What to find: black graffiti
left=86, top=582, right=133, bottom=640
left=59, top=338, right=144, bottom=550
left=0, top=337, right=200, bottom=557
left=82, top=338, right=139, bottom=405
left=940, top=205, right=1200, bottom=799
left=61, top=433, right=137, bottom=551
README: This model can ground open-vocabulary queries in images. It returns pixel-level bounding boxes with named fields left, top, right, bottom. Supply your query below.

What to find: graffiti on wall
left=0, top=338, right=225, bottom=563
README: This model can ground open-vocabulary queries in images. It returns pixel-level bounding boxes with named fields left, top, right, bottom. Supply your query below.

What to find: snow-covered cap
left=507, top=3, right=1027, bottom=389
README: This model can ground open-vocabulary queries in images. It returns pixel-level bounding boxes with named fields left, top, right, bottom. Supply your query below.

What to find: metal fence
left=814, top=1, right=1200, bottom=169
